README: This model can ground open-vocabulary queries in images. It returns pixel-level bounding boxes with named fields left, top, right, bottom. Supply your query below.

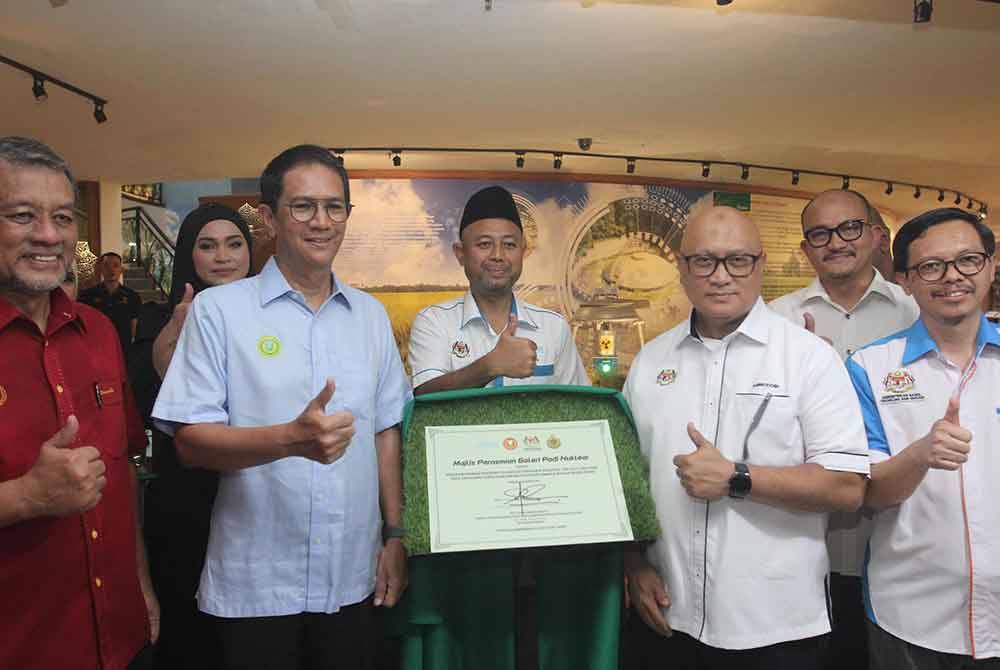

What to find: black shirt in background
left=78, top=283, right=142, bottom=354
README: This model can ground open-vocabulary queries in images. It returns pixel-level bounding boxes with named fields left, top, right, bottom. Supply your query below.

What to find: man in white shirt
left=408, top=185, right=589, bottom=393
left=868, top=206, right=898, bottom=286
left=769, top=189, right=918, bottom=670
left=847, top=207, right=1000, bottom=669
left=624, top=205, right=869, bottom=670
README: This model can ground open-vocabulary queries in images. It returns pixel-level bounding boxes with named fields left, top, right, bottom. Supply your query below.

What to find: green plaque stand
left=383, top=385, right=658, bottom=670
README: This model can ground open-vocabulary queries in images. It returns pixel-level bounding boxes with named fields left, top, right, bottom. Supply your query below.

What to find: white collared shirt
left=769, top=269, right=918, bottom=576
left=847, top=317, right=1000, bottom=659
left=408, top=291, right=589, bottom=389
left=624, top=299, right=869, bottom=650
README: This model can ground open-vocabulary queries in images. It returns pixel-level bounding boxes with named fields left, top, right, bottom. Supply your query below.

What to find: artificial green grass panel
left=400, top=385, right=658, bottom=555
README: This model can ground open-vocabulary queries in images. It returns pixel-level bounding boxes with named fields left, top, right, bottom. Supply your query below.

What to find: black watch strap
left=728, top=462, right=751, bottom=499
left=382, top=525, right=406, bottom=542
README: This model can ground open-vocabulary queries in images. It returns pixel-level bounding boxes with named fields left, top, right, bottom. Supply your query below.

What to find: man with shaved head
left=623, top=205, right=870, bottom=669
left=770, top=189, right=917, bottom=670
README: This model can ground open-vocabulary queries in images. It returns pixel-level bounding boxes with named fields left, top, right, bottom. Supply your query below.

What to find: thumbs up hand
left=289, top=379, right=356, bottom=464
left=919, top=396, right=972, bottom=471
left=485, top=314, right=537, bottom=379
left=20, top=415, right=108, bottom=517
left=672, top=423, right=733, bottom=501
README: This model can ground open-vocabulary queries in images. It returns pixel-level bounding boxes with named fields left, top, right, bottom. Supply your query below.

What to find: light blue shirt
left=152, top=258, right=412, bottom=617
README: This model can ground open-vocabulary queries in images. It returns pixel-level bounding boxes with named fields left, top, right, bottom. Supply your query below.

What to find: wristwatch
left=728, top=462, right=751, bottom=499
left=382, top=525, right=406, bottom=542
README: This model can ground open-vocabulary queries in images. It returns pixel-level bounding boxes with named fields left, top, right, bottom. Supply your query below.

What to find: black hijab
left=169, top=203, right=254, bottom=307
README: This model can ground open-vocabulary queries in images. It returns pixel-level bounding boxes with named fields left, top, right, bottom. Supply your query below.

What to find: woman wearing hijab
left=129, top=203, right=253, bottom=670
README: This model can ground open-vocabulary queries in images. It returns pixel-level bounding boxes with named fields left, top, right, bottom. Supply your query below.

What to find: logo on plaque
left=546, top=435, right=561, bottom=449
left=502, top=437, right=518, bottom=451
left=524, top=435, right=540, bottom=447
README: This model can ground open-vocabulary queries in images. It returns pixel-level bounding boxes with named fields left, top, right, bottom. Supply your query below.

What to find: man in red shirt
left=0, top=136, right=158, bottom=669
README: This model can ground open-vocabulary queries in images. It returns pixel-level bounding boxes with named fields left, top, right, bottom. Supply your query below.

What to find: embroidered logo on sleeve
left=656, top=369, right=676, bottom=386
left=257, top=335, right=281, bottom=357
left=451, top=341, right=470, bottom=358
left=879, top=368, right=925, bottom=404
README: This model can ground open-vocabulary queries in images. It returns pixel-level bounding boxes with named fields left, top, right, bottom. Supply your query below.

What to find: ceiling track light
left=980, top=204, right=989, bottom=217
left=316, top=145, right=989, bottom=213
left=32, top=76, right=47, bottom=102
left=716, top=0, right=733, bottom=5
left=2, top=54, right=108, bottom=124
left=913, top=0, right=933, bottom=24
left=967, top=198, right=974, bottom=210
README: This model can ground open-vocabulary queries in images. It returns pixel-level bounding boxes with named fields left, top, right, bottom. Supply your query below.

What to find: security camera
left=577, top=138, right=592, bottom=151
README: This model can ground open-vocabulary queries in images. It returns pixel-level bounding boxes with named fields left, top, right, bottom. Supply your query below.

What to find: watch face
left=729, top=469, right=751, bottom=498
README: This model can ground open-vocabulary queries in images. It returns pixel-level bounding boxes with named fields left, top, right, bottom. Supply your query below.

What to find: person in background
left=128, top=203, right=253, bottom=670
left=768, top=188, right=917, bottom=670
left=79, top=250, right=142, bottom=354
left=0, top=135, right=157, bottom=669
left=61, top=261, right=79, bottom=300
left=847, top=208, right=1000, bottom=669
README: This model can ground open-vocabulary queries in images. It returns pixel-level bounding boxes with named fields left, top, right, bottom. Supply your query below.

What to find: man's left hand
left=672, top=423, right=733, bottom=501
left=374, top=538, right=408, bottom=608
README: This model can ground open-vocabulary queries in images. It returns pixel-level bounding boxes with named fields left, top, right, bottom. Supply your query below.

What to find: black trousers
left=827, top=573, right=869, bottom=670
left=624, top=611, right=829, bottom=670
left=868, top=620, right=1000, bottom=670
left=214, top=597, right=376, bottom=670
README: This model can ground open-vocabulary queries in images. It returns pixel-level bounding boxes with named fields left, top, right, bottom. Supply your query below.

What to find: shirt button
left=845, top=314, right=851, bottom=320
left=95, top=577, right=102, bottom=588
left=56, top=384, right=64, bottom=394
left=91, top=530, right=98, bottom=540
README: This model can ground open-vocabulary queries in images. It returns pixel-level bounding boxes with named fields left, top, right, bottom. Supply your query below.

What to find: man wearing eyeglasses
left=846, top=208, right=1000, bottom=668
left=623, top=205, right=869, bottom=669
left=769, top=189, right=917, bottom=669
left=152, top=144, right=412, bottom=670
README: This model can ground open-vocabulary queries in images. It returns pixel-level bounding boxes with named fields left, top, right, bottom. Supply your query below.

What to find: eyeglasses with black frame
left=284, top=198, right=353, bottom=224
left=905, top=252, right=990, bottom=282
left=803, top=218, right=867, bottom=248
left=682, top=253, right=763, bottom=278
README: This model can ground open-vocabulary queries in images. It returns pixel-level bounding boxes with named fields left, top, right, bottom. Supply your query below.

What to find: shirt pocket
left=732, top=392, right=800, bottom=466
left=92, top=378, right=128, bottom=459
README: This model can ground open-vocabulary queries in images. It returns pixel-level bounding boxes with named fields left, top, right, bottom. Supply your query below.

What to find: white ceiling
left=2, top=0, right=999, bottom=219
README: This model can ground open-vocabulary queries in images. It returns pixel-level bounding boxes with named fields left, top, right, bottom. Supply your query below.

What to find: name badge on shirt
left=878, top=368, right=926, bottom=404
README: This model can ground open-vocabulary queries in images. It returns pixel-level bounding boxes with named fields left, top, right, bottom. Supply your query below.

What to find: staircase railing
left=122, top=206, right=174, bottom=301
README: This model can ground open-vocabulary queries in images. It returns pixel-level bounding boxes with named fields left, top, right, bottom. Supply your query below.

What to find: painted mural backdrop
left=327, top=178, right=818, bottom=381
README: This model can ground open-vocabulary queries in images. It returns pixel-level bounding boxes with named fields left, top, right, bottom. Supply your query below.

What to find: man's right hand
left=625, top=552, right=673, bottom=637
left=918, top=396, right=972, bottom=471
left=289, top=379, right=355, bottom=464
left=20, top=415, right=107, bottom=517
left=486, top=315, right=537, bottom=379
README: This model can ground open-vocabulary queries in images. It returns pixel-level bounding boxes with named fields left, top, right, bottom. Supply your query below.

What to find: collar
left=901, top=313, right=1000, bottom=365
left=681, top=297, right=770, bottom=348
left=258, top=256, right=350, bottom=309
left=797, top=268, right=899, bottom=310
left=0, top=288, right=85, bottom=335
left=459, top=291, right=539, bottom=331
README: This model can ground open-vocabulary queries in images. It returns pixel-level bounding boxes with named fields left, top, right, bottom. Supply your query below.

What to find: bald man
left=769, top=190, right=916, bottom=670
left=623, top=206, right=870, bottom=670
